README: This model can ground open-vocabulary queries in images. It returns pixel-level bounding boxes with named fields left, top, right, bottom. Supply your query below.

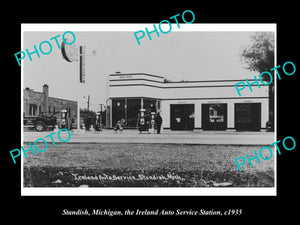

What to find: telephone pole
left=99, top=104, right=103, bottom=127
left=87, top=95, right=90, bottom=111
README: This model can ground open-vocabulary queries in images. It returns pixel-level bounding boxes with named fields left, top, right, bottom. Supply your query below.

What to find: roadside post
left=61, top=34, right=96, bottom=134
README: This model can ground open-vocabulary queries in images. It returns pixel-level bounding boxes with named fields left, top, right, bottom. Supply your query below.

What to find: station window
left=112, top=99, right=126, bottom=127
left=126, top=98, right=141, bottom=127
left=209, top=104, right=225, bottom=123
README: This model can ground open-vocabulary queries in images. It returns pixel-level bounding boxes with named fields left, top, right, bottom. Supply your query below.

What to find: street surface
left=23, top=129, right=275, bottom=145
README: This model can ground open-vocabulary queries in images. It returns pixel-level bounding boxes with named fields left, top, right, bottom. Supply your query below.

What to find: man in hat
left=155, top=113, right=163, bottom=134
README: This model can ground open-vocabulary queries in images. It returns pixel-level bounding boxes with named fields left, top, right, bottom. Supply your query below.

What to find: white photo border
left=21, top=23, right=277, bottom=196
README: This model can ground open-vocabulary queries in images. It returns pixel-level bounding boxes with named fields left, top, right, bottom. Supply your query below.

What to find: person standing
left=155, top=113, right=163, bottom=134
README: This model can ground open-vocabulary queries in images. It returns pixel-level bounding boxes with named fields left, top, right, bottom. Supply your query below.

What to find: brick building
left=23, top=84, right=77, bottom=124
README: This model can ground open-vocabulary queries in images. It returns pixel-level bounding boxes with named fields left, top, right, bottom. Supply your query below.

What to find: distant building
left=106, top=73, right=270, bottom=131
left=23, top=84, right=77, bottom=123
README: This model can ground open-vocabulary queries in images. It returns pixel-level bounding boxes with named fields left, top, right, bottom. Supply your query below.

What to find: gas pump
left=150, top=112, right=155, bottom=133
left=138, top=108, right=148, bottom=133
left=95, top=112, right=102, bottom=132
left=140, top=109, right=145, bottom=125
left=60, top=109, right=68, bottom=129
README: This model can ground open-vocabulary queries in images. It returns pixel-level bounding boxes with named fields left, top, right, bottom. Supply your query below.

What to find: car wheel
left=35, top=121, right=45, bottom=131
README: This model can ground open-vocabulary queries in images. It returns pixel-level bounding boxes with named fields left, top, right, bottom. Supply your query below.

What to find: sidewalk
left=23, top=129, right=275, bottom=145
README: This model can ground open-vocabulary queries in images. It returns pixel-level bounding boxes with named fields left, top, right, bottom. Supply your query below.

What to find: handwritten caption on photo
left=71, top=173, right=185, bottom=182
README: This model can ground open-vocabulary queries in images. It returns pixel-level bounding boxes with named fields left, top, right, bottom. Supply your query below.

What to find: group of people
left=113, top=119, right=125, bottom=133
left=114, top=113, right=163, bottom=134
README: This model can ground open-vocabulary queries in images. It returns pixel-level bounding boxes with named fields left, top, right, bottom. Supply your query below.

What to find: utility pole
left=61, top=37, right=96, bottom=132
left=87, top=95, right=90, bottom=111
left=99, top=104, right=103, bottom=127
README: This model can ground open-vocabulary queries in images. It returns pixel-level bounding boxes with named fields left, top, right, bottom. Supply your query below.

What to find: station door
left=235, top=103, right=261, bottom=131
left=202, top=103, right=227, bottom=130
left=170, top=104, right=194, bottom=130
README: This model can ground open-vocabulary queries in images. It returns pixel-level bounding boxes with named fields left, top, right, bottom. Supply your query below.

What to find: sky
left=23, top=29, right=259, bottom=112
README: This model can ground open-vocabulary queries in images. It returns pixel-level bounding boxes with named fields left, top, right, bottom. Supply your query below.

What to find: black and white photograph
left=21, top=24, right=276, bottom=195
left=3, top=3, right=299, bottom=224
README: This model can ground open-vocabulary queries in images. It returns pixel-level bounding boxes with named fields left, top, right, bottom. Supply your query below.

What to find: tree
left=240, top=32, right=274, bottom=74
left=240, top=32, right=275, bottom=131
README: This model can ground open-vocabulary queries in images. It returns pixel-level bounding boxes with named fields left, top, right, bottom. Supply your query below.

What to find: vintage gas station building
left=106, top=72, right=269, bottom=131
